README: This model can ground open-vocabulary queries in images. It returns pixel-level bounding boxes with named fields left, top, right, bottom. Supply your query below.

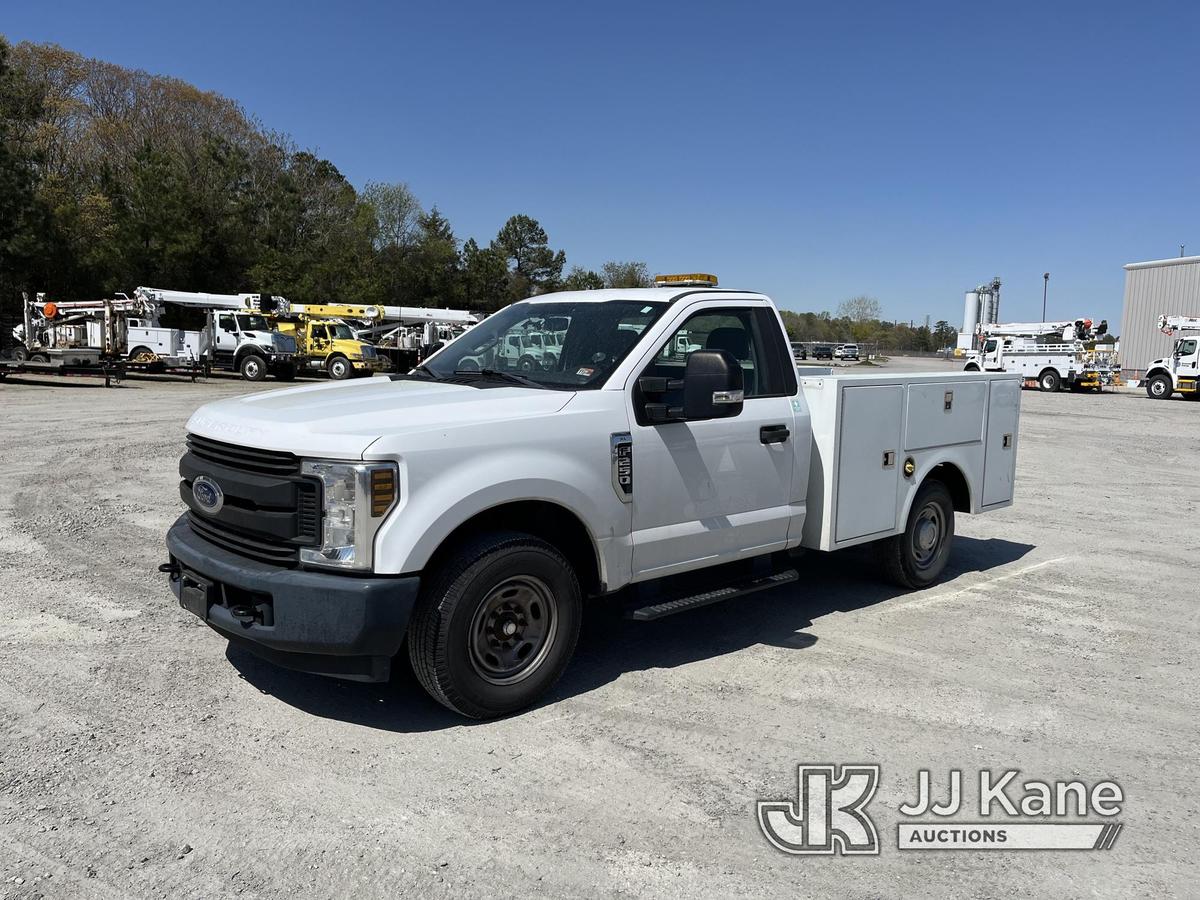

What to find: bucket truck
left=1144, top=316, right=1200, bottom=400
left=10, top=292, right=203, bottom=374
left=135, top=287, right=300, bottom=381
left=963, top=319, right=1119, bottom=392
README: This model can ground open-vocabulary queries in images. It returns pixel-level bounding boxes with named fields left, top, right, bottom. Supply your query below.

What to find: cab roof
left=520, top=287, right=767, bottom=305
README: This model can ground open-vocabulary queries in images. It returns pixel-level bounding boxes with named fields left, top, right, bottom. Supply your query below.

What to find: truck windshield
left=236, top=314, right=270, bottom=332
left=424, top=299, right=667, bottom=389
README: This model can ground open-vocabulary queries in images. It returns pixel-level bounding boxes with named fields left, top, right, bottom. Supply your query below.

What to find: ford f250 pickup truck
left=163, top=283, right=1021, bottom=718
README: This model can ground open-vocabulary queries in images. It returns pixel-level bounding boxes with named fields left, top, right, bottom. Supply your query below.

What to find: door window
left=218, top=314, right=234, bottom=332
left=641, top=307, right=786, bottom=400
left=1177, top=339, right=1197, bottom=356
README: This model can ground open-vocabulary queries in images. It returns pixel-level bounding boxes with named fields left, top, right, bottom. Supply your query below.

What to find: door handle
left=760, top=424, right=790, bottom=444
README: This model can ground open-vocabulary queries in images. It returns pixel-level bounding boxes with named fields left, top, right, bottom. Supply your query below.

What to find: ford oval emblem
left=192, top=475, right=224, bottom=515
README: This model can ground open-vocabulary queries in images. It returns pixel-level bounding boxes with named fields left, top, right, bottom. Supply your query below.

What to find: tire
left=517, top=355, right=537, bottom=373
left=878, top=479, right=955, bottom=590
left=407, top=531, right=583, bottom=719
left=1038, top=369, right=1061, bottom=392
left=12, top=345, right=28, bottom=362
left=274, top=362, right=296, bottom=381
left=29, top=353, right=49, bottom=363
left=327, top=355, right=351, bottom=380
left=963, top=364, right=980, bottom=372
left=238, top=353, right=266, bottom=381
left=1145, top=373, right=1172, bottom=400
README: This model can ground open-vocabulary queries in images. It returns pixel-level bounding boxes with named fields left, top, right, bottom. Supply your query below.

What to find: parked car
left=842, top=344, right=860, bottom=361
left=813, top=344, right=834, bottom=359
left=833, top=345, right=845, bottom=359
left=790, top=341, right=807, bottom=362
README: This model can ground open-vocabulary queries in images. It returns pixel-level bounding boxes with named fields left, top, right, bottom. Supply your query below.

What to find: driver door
left=627, top=302, right=800, bottom=580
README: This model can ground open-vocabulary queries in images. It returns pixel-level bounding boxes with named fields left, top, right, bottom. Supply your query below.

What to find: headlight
left=300, top=460, right=398, bottom=571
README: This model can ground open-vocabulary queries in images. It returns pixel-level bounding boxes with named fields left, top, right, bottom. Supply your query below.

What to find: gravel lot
left=0, top=361, right=1195, bottom=898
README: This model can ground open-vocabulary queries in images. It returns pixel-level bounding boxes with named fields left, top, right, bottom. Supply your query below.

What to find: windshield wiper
left=453, top=368, right=546, bottom=389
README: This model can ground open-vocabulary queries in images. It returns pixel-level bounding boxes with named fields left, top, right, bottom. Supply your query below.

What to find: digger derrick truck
left=1143, top=316, right=1200, bottom=400
left=134, top=288, right=300, bottom=382
left=963, top=319, right=1119, bottom=392
left=163, top=280, right=1021, bottom=719
left=267, top=303, right=390, bottom=380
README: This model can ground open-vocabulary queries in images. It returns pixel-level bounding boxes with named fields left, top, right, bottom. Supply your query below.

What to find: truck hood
left=186, top=377, right=574, bottom=459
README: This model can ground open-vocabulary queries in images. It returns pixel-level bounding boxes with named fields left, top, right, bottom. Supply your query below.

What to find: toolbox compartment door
left=982, top=379, right=1020, bottom=506
left=904, top=380, right=987, bottom=451
left=835, top=385, right=903, bottom=542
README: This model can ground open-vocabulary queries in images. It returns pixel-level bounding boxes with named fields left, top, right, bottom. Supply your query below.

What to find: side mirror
left=682, top=349, right=744, bottom=420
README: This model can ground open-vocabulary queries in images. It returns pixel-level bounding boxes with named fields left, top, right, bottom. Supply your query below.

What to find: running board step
left=625, top=569, right=799, bottom=621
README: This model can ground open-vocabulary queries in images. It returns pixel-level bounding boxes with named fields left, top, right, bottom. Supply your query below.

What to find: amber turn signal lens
left=370, top=468, right=395, bottom=517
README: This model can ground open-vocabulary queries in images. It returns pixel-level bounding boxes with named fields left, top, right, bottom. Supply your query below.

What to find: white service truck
left=162, top=284, right=1021, bottom=718
left=963, top=319, right=1117, bottom=391
left=1144, top=316, right=1200, bottom=400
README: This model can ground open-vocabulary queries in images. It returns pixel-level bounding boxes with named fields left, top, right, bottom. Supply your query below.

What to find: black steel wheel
left=408, top=531, right=582, bottom=718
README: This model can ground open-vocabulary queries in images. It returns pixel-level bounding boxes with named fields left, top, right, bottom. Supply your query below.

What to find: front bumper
left=165, top=515, right=418, bottom=682
left=352, top=358, right=388, bottom=372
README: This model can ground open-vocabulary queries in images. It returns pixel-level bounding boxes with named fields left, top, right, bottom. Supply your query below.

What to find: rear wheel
left=407, top=532, right=582, bottom=719
left=1038, top=369, right=1061, bottom=392
left=29, top=353, right=49, bottom=363
left=878, top=480, right=955, bottom=589
left=238, top=353, right=266, bottom=381
left=1145, top=373, right=1172, bottom=399
left=327, top=355, right=351, bottom=380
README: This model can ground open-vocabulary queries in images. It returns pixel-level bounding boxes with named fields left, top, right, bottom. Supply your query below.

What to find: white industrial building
left=1118, top=255, right=1200, bottom=381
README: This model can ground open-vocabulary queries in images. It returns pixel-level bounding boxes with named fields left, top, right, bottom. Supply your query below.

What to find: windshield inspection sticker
left=758, top=765, right=1124, bottom=855
left=576, top=367, right=596, bottom=377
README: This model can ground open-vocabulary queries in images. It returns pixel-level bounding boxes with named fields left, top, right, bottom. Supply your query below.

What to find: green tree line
left=0, top=38, right=652, bottom=317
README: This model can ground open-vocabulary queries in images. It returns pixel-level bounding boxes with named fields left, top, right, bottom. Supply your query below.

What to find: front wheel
left=238, top=354, right=266, bottom=381
left=517, top=355, right=537, bottom=373
left=327, top=355, right=351, bottom=380
left=1145, top=373, right=1172, bottom=399
left=407, top=532, right=582, bottom=719
left=878, top=479, right=955, bottom=589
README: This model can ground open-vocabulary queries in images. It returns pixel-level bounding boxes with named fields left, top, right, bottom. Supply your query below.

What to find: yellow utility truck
left=273, top=304, right=388, bottom=379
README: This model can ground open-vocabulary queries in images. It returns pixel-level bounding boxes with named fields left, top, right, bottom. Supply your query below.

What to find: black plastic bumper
left=165, top=515, right=418, bottom=682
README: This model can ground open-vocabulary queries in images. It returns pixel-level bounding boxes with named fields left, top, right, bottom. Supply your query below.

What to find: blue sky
left=5, top=0, right=1198, bottom=327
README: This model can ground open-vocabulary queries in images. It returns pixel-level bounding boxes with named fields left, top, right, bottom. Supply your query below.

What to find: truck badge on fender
left=610, top=433, right=633, bottom=502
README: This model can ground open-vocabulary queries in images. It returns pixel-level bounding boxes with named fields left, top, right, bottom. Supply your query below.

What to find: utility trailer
left=0, top=347, right=125, bottom=386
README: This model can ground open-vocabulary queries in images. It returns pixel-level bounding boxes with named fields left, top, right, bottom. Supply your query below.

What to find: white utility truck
left=162, top=282, right=1021, bottom=718
left=1144, top=316, right=1200, bottom=400
left=135, top=287, right=300, bottom=381
left=963, top=319, right=1118, bottom=392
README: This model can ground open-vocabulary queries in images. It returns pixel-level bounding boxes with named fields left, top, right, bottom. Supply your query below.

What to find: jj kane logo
left=758, top=765, right=1124, bottom=855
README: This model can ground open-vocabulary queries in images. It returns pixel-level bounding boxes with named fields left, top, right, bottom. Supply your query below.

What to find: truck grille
left=181, top=434, right=319, bottom=567
left=186, top=434, right=299, bottom=476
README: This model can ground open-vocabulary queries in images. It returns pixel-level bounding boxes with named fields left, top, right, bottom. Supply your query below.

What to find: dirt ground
left=0, top=361, right=1196, bottom=898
